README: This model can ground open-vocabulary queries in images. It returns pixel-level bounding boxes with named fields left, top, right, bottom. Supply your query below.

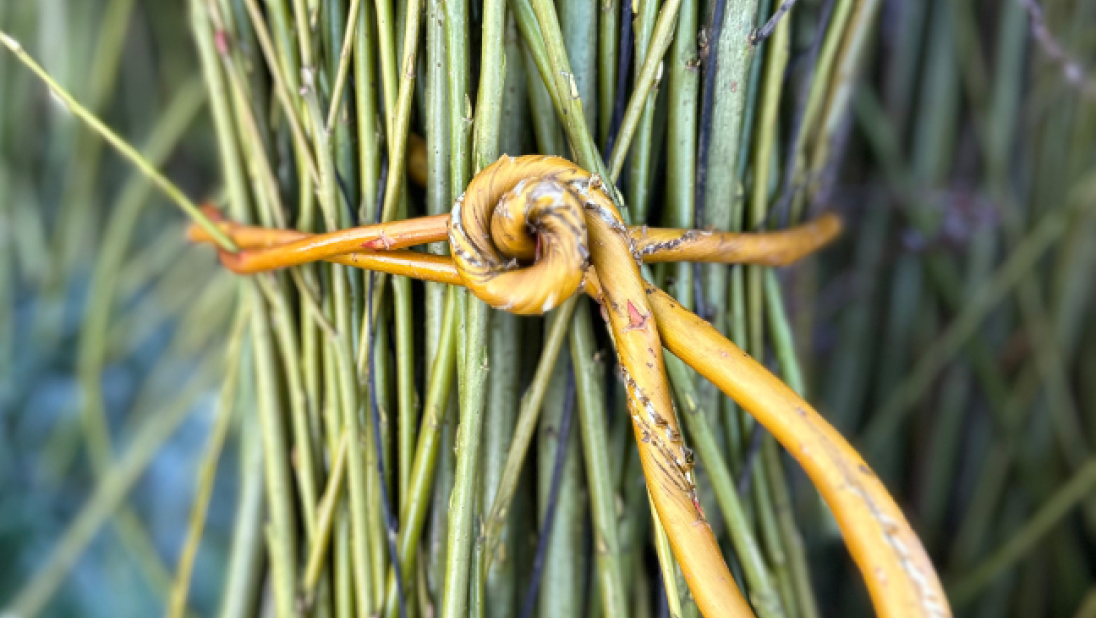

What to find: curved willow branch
left=189, top=154, right=950, bottom=618
left=639, top=282, right=951, bottom=618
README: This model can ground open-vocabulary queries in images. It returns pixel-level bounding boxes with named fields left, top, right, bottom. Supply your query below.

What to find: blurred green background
left=2, top=0, right=1096, bottom=616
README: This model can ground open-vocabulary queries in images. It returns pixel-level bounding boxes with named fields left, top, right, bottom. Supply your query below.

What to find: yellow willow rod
left=189, top=206, right=842, bottom=276
left=189, top=154, right=950, bottom=618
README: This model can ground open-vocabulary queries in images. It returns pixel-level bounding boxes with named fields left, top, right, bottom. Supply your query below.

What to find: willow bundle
left=4, top=0, right=1096, bottom=617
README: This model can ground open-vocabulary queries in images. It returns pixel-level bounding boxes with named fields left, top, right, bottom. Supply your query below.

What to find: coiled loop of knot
left=449, top=155, right=603, bottom=315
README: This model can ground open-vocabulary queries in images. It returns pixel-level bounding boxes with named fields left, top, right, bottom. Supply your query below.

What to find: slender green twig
left=167, top=309, right=247, bottom=618
left=533, top=352, right=584, bottom=618
left=666, top=354, right=785, bottom=618
left=570, top=301, right=629, bottom=618
left=605, top=0, right=683, bottom=182
left=325, top=0, right=365, bottom=130
left=0, top=31, right=234, bottom=250
left=481, top=299, right=577, bottom=570
left=624, top=0, right=662, bottom=224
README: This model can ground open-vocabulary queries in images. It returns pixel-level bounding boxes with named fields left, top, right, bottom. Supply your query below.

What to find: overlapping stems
left=191, top=154, right=951, bottom=618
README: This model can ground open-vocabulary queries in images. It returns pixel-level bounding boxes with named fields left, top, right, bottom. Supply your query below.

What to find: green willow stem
left=379, top=0, right=423, bottom=224
left=381, top=0, right=420, bottom=519
left=304, top=433, right=351, bottom=591
left=440, top=293, right=488, bottom=618
left=219, top=396, right=266, bottom=618
left=665, top=354, right=784, bottom=618
left=423, top=0, right=451, bottom=370
left=698, top=0, right=758, bottom=428
left=355, top=0, right=382, bottom=224
left=537, top=352, right=584, bottom=618
left=249, top=285, right=300, bottom=618
left=763, top=273, right=819, bottom=618
left=235, top=0, right=321, bottom=185
left=324, top=0, right=361, bottom=221
left=483, top=316, right=521, bottom=614
left=625, top=0, right=661, bottom=223
left=373, top=0, right=398, bottom=124
left=560, top=0, right=598, bottom=137
left=325, top=0, right=365, bottom=129
left=784, top=0, right=855, bottom=222
left=0, top=31, right=235, bottom=251
left=483, top=47, right=530, bottom=614
left=167, top=309, right=247, bottom=618
left=481, top=298, right=577, bottom=570
left=597, top=0, right=618, bottom=145
left=650, top=493, right=685, bottom=618
left=663, top=0, right=698, bottom=307
left=304, top=50, right=380, bottom=616
left=570, top=301, right=629, bottom=618
left=605, top=0, right=683, bottom=182
left=438, top=0, right=482, bottom=611
left=256, top=275, right=321, bottom=538
left=522, top=39, right=567, bottom=157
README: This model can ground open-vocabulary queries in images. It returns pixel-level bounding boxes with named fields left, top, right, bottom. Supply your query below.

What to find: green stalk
left=763, top=270, right=819, bottom=618
left=522, top=39, right=567, bottom=157
left=536, top=352, right=584, bottom=618
left=445, top=0, right=471, bottom=197
left=440, top=293, right=489, bottom=618
left=604, top=0, right=683, bottom=184
left=626, top=0, right=662, bottom=223
left=666, top=354, right=784, bottom=618
left=219, top=390, right=266, bottom=618
left=325, top=0, right=365, bottom=130
left=324, top=0, right=361, bottom=223
left=355, top=0, right=382, bottom=224
left=249, top=285, right=300, bottom=618
left=382, top=288, right=460, bottom=618
left=235, top=0, right=321, bottom=184
left=379, top=0, right=423, bottom=223
left=741, top=11, right=799, bottom=617
left=697, top=0, right=757, bottom=421
left=663, top=0, right=698, bottom=307
left=597, top=0, right=618, bottom=145
left=439, top=0, right=484, bottom=610
left=560, top=0, right=599, bottom=137
left=482, top=293, right=521, bottom=615
left=481, top=298, right=577, bottom=569
left=570, top=300, right=629, bottom=618
left=166, top=308, right=248, bottom=618
left=256, top=275, right=322, bottom=537
left=650, top=493, right=686, bottom=618
left=0, top=31, right=235, bottom=250
left=304, top=433, right=351, bottom=591
left=304, top=49, right=380, bottom=617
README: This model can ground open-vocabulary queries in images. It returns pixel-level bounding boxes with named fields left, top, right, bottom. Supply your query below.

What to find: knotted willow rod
left=191, top=155, right=950, bottom=618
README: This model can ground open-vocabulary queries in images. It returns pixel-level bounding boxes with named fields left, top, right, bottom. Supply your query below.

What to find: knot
left=449, top=155, right=606, bottom=314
